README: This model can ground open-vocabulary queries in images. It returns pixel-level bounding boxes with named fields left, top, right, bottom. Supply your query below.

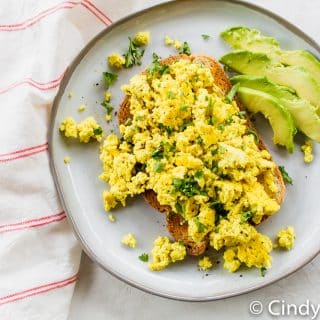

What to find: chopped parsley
left=208, top=116, right=215, bottom=125
left=151, top=141, right=174, bottom=160
left=241, top=210, right=255, bottom=223
left=180, top=104, right=189, bottom=111
left=125, top=118, right=132, bottom=126
left=147, top=53, right=170, bottom=76
left=167, top=91, right=176, bottom=99
left=194, top=217, right=207, bottom=233
left=196, top=136, right=204, bottom=145
left=210, top=201, right=228, bottom=223
left=179, top=41, right=191, bottom=55
left=237, top=110, right=247, bottom=119
left=194, top=170, right=204, bottom=179
left=173, top=176, right=207, bottom=197
left=101, top=101, right=114, bottom=114
left=201, top=34, right=211, bottom=40
left=93, top=127, right=103, bottom=135
left=123, top=37, right=145, bottom=68
left=279, top=166, right=293, bottom=185
left=225, top=83, right=240, bottom=103
left=153, top=161, right=165, bottom=173
left=175, top=202, right=185, bottom=217
left=139, top=253, right=149, bottom=262
left=260, top=267, right=267, bottom=277
left=246, top=128, right=259, bottom=143
left=159, top=123, right=173, bottom=135
left=102, top=71, right=118, bottom=89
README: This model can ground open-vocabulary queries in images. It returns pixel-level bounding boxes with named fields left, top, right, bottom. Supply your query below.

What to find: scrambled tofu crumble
left=108, top=53, right=125, bottom=69
left=301, top=140, right=313, bottom=163
left=277, top=226, right=295, bottom=250
left=164, top=36, right=182, bottom=50
left=78, top=105, right=86, bottom=112
left=148, top=236, right=186, bottom=271
left=63, top=156, right=71, bottom=164
left=133, top=31, right=150, bottom=46
left=121, top=233, right=137, bottom=248
left=198, top=256, right=213, bottom=270
left=60, top=116, right=103, bottom=143
left=99, top=58, right=282, bottom=272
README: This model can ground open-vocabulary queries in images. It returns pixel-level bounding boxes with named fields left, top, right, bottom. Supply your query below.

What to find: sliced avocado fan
left=220, top=51, right=320, bottom=111
left=236, top=87, right=296, bottom=153
left=220, top=26, right=320, bottom=84
left=231, top=76, right=320, bottom=142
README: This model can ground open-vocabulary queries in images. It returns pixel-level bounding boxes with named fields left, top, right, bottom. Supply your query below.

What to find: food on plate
left=220, top=51, right=320, bottom=109
left=108, top=53, right=126, bottom=69
left=108, top=213, right=116, bottom=222
left=99, top=53, right=287, bottom=272
left=221, top=26, right=320, bottom=84
left=78, top=105, right=86, bottom=112
left=60, top=116, right=103, bottom=143
left=148, top=236, right=186, bottom=271
left=277, top=226, right=295, bottom=250
left=301, top=140, right=314, bottom=163
left=220, top=26, right=320, bottom=155
left=121, top=233, right=137, bottom=248
left=133, top=31, right=150, bottom=46
left=198, top=256, right=213, bottom=270
left=231, top=76, right=320, bottom=142
left=63, top=156, right=71, bottom=164
left=236, top=87, right=296, bottom=152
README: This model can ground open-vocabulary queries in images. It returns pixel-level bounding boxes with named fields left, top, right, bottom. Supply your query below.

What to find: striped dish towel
left=0, top=1, right=135, bottom=318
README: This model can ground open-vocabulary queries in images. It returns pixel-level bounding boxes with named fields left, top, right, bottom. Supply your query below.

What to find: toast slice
left=118, top=54, right=285, bottom=256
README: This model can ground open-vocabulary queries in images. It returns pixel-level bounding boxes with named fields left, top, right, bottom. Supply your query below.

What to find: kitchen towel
left=0, top=1, right=136, bottom=318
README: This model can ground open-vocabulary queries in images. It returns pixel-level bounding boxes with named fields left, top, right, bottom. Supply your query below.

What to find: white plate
left=49, top=0, right=320, bottom=301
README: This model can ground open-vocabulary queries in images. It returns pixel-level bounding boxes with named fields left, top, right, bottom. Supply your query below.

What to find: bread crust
left=118, top=54, right=285, bottom=256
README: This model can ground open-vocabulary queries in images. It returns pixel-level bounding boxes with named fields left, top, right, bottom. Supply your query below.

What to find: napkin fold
left=0, top=1, right=134, bottom=318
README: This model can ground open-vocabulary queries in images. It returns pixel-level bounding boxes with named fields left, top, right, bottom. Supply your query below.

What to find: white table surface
left=69, top=1, right=320, bottom=319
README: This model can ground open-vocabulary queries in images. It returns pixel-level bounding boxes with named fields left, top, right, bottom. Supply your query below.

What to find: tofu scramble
left=99, top=57, right=285, bottom=272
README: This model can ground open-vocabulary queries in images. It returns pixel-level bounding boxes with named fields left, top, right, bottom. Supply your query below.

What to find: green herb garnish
left=101, top=101, right=114, bottom=114
left=201, top=34, right=211, bottom=40
left=147, top=53, right=170, bottom=76
left=139, top=253, right=149, bottom=262
left=179, top=41, right=191, bottom=55
left=241, top=210, right=255, bottom=223
left=196, top=136, right=204, bottom=145
left=173, top=176, right=206, bottom=197
left=167, top=91, right=176, bottom=99
left=246, top=128, right=259, bottom=143
left=153, top=161, right=165, bottom=173
left=208, top=116, right=215, bottom=125
left=125, top=118, right=132, bottom=126
left=260, top=267, right=267, bottom=277
left=93, top=127, right=103, bottom=136
left=123, top=37, right=145, bottom=68
left=159, top=123, right=173, bottom=135
left=194, top=217, right=207, bottom=233
left=237, top=111, right=247, bottom=119
left=194, top=170, right=204, bottom=179
left=180, top=104, right=189, bottom=111
left=102, top=71, right=118, bottom=89
left=225, top=83, right=240, bottom=103
left=279, top=166, right=293, bottom=185
left=175, top=202, right=185, bottom=217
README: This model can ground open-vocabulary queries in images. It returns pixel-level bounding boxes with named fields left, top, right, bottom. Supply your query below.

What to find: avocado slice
left=237, top=87, right=296, bottom=152
left=220, top=51, right=320, bottom=109
left=231, top=75, right=320, bottom=142
left=221, top=26, right=280, bottom=52
left=221, top=26, right=320, bottom=83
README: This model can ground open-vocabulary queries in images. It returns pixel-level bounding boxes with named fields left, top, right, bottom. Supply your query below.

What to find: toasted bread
left=118, top=54, right=285, bottom=256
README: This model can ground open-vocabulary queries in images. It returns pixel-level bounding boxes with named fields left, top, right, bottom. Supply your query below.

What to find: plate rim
left=48, top=0, right=320, bottom=301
